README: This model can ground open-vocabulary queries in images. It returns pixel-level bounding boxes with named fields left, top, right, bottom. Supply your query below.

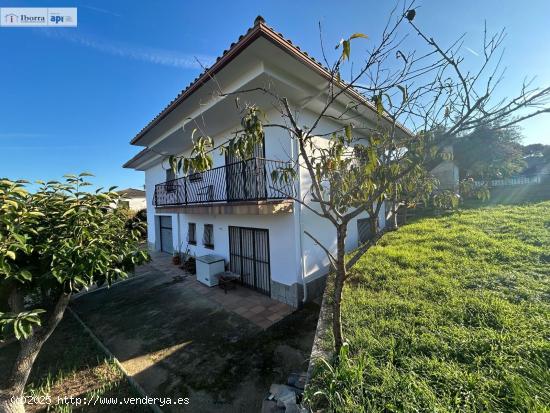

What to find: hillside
left=308, top=202, right=550, bottom=412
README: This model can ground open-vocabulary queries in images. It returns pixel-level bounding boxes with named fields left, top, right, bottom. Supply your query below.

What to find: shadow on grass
left=0, top=315, right=147, bottom=413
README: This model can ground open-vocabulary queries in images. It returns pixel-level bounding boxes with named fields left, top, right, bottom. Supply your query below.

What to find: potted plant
left=181, top=246, right=196, bottom=274
left=172, top=250, right=181, bottom=265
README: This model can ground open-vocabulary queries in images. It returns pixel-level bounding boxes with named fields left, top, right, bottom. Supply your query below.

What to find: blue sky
left=1, top=0, right=549, bottom=190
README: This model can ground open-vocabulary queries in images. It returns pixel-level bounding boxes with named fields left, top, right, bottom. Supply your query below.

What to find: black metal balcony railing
left=153, top=158, right=295, bottom=207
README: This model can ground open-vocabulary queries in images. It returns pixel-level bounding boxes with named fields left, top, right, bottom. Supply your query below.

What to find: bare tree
left=170, top=3, right=550, bottom=353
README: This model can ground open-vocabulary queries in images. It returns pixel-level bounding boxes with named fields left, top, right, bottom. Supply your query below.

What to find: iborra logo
left=4, top=13, right=18, bottom=23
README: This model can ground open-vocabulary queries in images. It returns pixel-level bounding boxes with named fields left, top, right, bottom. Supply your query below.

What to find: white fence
left=475, top=174, right=548, bottom=187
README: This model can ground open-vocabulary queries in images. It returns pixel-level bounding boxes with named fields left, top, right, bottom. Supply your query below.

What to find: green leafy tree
left=454, top=126, right=526, bottom=180
left=0, top=174, right=148, bottom=413
left=169, top=8, right=550, bottom=354
left=522, top=143, right=550, bottom=174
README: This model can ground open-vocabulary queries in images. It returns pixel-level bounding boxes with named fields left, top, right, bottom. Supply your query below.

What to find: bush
left=125, top=208, right=147, bottom=239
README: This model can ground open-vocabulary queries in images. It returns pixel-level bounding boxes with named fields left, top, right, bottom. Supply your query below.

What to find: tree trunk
left=390, top=203, right=399, bottom=229
left=0, top=293, right=70, bottom=413
left=332, top=224, right=347, bottom=354
left=0, top=398, right=25, bottom=413
left=370, top=214, right=379, bottom=237
left=392, top=209, right=398, bottom=228
left=391, top=185, right=399, bottom=229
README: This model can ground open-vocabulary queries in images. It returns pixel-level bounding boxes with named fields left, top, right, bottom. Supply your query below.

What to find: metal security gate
left=228, top=226, right=271, bottom=295
left=159, top=216, right=173, bottom=254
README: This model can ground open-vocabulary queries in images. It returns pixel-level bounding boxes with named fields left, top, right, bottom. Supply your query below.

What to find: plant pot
left=172, top=255, right=181, bottom=265
left=182, top=257, right=196, bottom=274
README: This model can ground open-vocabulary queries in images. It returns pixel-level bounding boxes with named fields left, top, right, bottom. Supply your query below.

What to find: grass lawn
left=0, top=314, right=148, bottom=413
left=308, top=201, right=550, bottom=412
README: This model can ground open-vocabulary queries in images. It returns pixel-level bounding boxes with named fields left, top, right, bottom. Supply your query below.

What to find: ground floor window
left=203, top=224, right=214, bottom=249
left=188, top=222, right=196, bottom=245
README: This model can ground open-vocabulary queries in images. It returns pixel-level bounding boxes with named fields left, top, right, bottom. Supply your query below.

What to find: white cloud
left=465, top=46, right=480, bottom=57
left=38, top=29, right=214, bottom=69
left=79, top=4, right=122, bottom=18
left=0, top=133, right=48, bottom=139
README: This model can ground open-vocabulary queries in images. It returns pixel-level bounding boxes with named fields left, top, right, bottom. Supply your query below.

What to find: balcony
left=153, top=158, right=295, bottom=214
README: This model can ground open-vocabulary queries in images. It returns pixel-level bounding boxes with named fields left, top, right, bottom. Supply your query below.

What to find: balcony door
left=225, top=140, right=266, bottom=201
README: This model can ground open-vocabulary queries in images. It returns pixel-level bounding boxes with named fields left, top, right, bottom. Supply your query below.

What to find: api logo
left=49, top=13, right=73, bottom=25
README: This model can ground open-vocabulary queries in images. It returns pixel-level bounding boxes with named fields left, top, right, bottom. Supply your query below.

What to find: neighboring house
left=116, top=188, right=147, bottom=211
left=123, top=17, right=405, bottom=307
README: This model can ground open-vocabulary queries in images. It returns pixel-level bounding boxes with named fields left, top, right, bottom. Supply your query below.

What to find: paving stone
left=147, top=252, right=295, bottom=329
left=267, top=313, right=284, bottom=322
left=250, top=305, right=266, bottom=314
left=257, top=319, right=272, bottom=329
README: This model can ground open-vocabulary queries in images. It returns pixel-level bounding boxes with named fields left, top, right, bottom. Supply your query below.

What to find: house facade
left=116, top=188, right=147, bottom=211
left=124, top=17, right=394, bottom=307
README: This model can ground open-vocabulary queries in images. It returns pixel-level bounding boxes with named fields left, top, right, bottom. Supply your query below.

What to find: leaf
left=19, top=269, right=32, bottom=281
left=345, top=125, right=353, bottom=140
left=342, top=40, right=351, bottom=61
left=62, top=208, right=76, bottom=217
left=6, top=251, right=16, bottom=260
left=168, top=155, right=176, bottom=173
left=373, top=94, right=384, bottom=116
left=349, top=33, right=368, bottom=40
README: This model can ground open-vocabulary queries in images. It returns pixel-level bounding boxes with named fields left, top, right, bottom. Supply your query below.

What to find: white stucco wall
left=175, top=213, right=298, bottom=286
left=124, top=197, right=147, bottom=211
left=290, top=110, right=386, bottom=281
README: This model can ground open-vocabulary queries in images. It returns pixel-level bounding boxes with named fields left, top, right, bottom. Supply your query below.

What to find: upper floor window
left=187, top=166, right=203, bottom=182
left=166, top=168, right=176, bottom=182
left=188, top=223, right=196, bottom=245
left=203, top=224, right=214, bottom=249
left=165, top=168, right=177, bottom=192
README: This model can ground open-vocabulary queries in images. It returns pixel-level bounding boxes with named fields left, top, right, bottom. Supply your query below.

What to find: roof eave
left=129, top=20, right=413, bottom=147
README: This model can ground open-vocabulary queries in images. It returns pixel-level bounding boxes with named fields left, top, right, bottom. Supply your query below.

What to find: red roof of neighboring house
left=130, top=16, right=411, bottom=147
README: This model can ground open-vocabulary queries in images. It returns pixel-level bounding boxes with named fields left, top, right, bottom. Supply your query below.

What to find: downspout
left=177, top=213, right=182, bottom=254
left=292, top=137, right=308, bottom=303
left=299, top=204, right=307, bottom=303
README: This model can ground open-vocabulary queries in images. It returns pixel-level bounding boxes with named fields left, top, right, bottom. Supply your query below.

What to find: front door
left=159, top=216, right=173, bottom=254
left=228, top=226, right=271, bottom=295
left=225, top=140, right=266, bottom=201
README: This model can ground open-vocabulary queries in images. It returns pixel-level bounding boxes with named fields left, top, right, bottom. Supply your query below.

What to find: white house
left=116, top=188, right=147, bottom=211
left=124, top=17, right=406, bottom=307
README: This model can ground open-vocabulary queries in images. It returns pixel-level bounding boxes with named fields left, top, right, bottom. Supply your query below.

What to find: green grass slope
left=309, top=202, right=550, bottom=412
